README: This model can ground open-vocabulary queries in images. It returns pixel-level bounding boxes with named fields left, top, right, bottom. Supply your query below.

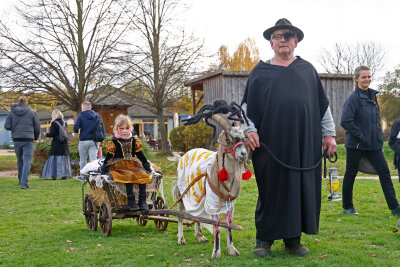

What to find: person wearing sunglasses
left=241, top=18, right=336, bottom=257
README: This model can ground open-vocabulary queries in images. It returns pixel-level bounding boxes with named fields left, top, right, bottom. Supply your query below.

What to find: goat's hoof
left=177, top=236, right=186, bottom=245
left=196, top=235, right=208, bottom=243
left=211, top=249, right=221, bottom=259
left=228, top=246, right=240, bottom=256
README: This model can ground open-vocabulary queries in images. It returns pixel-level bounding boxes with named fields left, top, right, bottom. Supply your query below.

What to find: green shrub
left=170, top=122, right=213, bottom=152
left=169, top=125, right=186, bottom=152
left=2, top=143, right=11, bottom=149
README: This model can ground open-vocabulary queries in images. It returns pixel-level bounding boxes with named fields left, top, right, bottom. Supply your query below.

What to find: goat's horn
left=210, top=114, right=231, bottom=132
left=232, top=115, right=241, bottom=127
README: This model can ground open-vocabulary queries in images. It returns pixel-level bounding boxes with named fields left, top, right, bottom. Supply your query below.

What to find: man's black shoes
left=253, top=241, right=271, bottom=257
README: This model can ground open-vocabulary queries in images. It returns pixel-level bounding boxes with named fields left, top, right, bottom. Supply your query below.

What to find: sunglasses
left=271, top=31, right=297, bottom=41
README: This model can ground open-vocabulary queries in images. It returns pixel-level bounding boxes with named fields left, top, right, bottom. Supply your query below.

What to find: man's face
left=270, top=29, right=298, bottom=57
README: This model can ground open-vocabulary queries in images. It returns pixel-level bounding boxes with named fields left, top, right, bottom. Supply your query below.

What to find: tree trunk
left=157, top=110, right=169, bottom=152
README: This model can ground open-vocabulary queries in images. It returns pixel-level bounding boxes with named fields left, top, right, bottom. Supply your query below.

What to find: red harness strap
left=224, top=141, right=244, bottom=158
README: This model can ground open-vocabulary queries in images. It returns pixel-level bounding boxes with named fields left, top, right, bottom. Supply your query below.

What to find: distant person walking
left=341, top=65, right=400, bottom=216
left=41, top=109, right=72, bottom=180
left=389, top=116, right=400, bottom=181
left=4, top=96, right=40, bottom=189
left=73, top=101, right=102, bottom=180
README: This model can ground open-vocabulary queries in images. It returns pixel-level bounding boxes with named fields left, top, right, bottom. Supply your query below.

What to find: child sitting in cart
left=101, top=114, right=153, bottom=211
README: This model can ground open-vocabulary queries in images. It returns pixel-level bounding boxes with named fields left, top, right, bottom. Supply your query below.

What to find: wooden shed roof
left=185, top=70, right=353, bottom=87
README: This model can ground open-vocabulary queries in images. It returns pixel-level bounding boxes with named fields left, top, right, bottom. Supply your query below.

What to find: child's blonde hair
left=51, top=109, right=64, bottom=123
left=113, top=114, right=132, bottom=135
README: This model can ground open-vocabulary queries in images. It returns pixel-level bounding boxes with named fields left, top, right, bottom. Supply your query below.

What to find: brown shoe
left=253, top=241, right=271, bottom=257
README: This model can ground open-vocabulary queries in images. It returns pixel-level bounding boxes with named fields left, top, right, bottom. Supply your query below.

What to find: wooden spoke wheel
left=153, top=196, right=168, bottom=231
left=84, top=194, right=98, bottom=232
left=99, top=201, right=112, bottom=236
left=136, top=215, right=148, bottom=226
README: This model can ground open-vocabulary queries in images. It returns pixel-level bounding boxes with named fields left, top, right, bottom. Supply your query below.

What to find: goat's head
left=212, top=114, right=247, bottom=162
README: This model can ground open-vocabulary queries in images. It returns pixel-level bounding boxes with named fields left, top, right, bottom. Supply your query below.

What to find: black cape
left=242, top=57, right=329, bottom=241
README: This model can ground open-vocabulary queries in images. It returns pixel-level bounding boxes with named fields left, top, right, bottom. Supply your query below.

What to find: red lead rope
left=213, top=210, right=232, bottom=241
left=224, top=142, right=244, bottom=158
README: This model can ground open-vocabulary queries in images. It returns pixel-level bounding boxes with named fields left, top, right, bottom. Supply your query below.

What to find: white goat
left=172, top=114, right=248, bottom=259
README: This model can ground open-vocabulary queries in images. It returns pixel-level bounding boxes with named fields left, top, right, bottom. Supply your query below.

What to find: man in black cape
left=241, top=18, right=337, bottom=257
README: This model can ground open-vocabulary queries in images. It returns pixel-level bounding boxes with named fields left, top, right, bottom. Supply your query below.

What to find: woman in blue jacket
left=340, top=65, right=400, bottom=216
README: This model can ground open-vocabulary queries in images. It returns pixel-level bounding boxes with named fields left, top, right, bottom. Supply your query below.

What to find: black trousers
left=342, top=148, right=399, bottom=210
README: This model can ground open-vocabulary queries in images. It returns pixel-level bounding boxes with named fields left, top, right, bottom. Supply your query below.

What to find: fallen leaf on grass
left=315, top=239, right=319, bottom=243
left=185, top=259, right=192, bottom=262
left=66, top=250, right=70, bottom=253
left=70, top=247, right=76, bottom=251
left=368, top=254, right=376, bottom=257
left=206, top=260, right=210, bottom=263
left=142, top=233, right=146, bottom=236
left=52, top=235, right=56, bottom=238
left=392, top=229, right=399, bottom=233
left=64, top=221, right=68, bottom=224
left=378, top=200, right=383, bottom=203
left=332, top=238, right=337, bottom=241
left=337, top=219, right=341, bottom=222
left=140, top=237, right=144, bottom=240
left=320, top=254, right=328, bottom=259
left=200, top=261, right=204, bottom=264
left=97, top=243, right=101, bottom=247
left=173, top=253, right=179, bottom=257
left=66, top=240, right=73, bottom=243
left=147, top=255, right=154, bottom=257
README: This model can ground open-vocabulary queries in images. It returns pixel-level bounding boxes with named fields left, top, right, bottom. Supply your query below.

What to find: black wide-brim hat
left=263, top=18, right=304, bottom=42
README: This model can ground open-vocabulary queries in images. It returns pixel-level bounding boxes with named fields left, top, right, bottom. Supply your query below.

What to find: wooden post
left=192, top=88, right=196, bottom=115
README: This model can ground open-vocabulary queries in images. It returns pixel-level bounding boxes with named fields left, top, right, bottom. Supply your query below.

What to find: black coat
left=45, top=118, right=69, bottom=156
left=389, top=117, right=400, bottom=169
left=242, top=57, right=329, bottom=241
left=340, top=86, right=383, bottom=150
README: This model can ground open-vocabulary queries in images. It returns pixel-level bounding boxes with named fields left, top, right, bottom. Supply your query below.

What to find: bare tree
left=0, top=0, right=133, bottom=116
left=122, top=0, right=204, bottom=152
left=319, top=42, right=385, bottom=76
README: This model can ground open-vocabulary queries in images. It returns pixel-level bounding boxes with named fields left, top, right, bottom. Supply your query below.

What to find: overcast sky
left=183, top=0, right=400, bottom=83
left=1, top=0, right=399, bottom=85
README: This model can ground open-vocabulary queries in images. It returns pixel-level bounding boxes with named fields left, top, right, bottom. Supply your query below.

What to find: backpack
left=93, top=113, right=106, bottom=142
left=53, top=120, right=69, bottom=143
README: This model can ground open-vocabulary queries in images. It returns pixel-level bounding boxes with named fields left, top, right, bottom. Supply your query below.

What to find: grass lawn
left=1, top=174, right=400, bottom=266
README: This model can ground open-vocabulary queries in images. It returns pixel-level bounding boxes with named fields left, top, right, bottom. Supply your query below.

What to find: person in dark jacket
left=340, top=65, right=400, bottom=216
left=73, top=100, right=101, bottom=180
left=4, top=96, right=40, bottom=189
left=41, top=109, right=72, bottom=180
left=389, top=117, right=400, bottom=181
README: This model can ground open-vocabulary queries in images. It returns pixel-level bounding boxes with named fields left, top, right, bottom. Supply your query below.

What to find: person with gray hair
left=73, top=100, right=103, bottom=181
left=242, top=18, right=336, bottom=257
left=5, top=96, right=40, bottom=189
left=341, top=65, right=400, bottom=216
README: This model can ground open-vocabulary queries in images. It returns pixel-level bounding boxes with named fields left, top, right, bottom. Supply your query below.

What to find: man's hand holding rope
left=245, top=131, right=260, bottom=151
left=323, top=136, right=337, bottom=156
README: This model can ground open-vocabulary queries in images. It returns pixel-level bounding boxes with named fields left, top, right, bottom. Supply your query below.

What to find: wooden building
left=185, top=70, right=354, bottom=131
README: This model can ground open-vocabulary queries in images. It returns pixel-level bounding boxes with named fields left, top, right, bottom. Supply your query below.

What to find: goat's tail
left=172, top=180, right=181, bottom=200
left=172, top=181, right=185, bottom=211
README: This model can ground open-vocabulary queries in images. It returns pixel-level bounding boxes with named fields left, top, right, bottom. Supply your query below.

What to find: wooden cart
left=81, top=172, right=242, bottom=236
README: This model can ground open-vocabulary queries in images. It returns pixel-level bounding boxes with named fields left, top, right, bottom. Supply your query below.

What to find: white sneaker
left=76, top=176, right=85, bottom=182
